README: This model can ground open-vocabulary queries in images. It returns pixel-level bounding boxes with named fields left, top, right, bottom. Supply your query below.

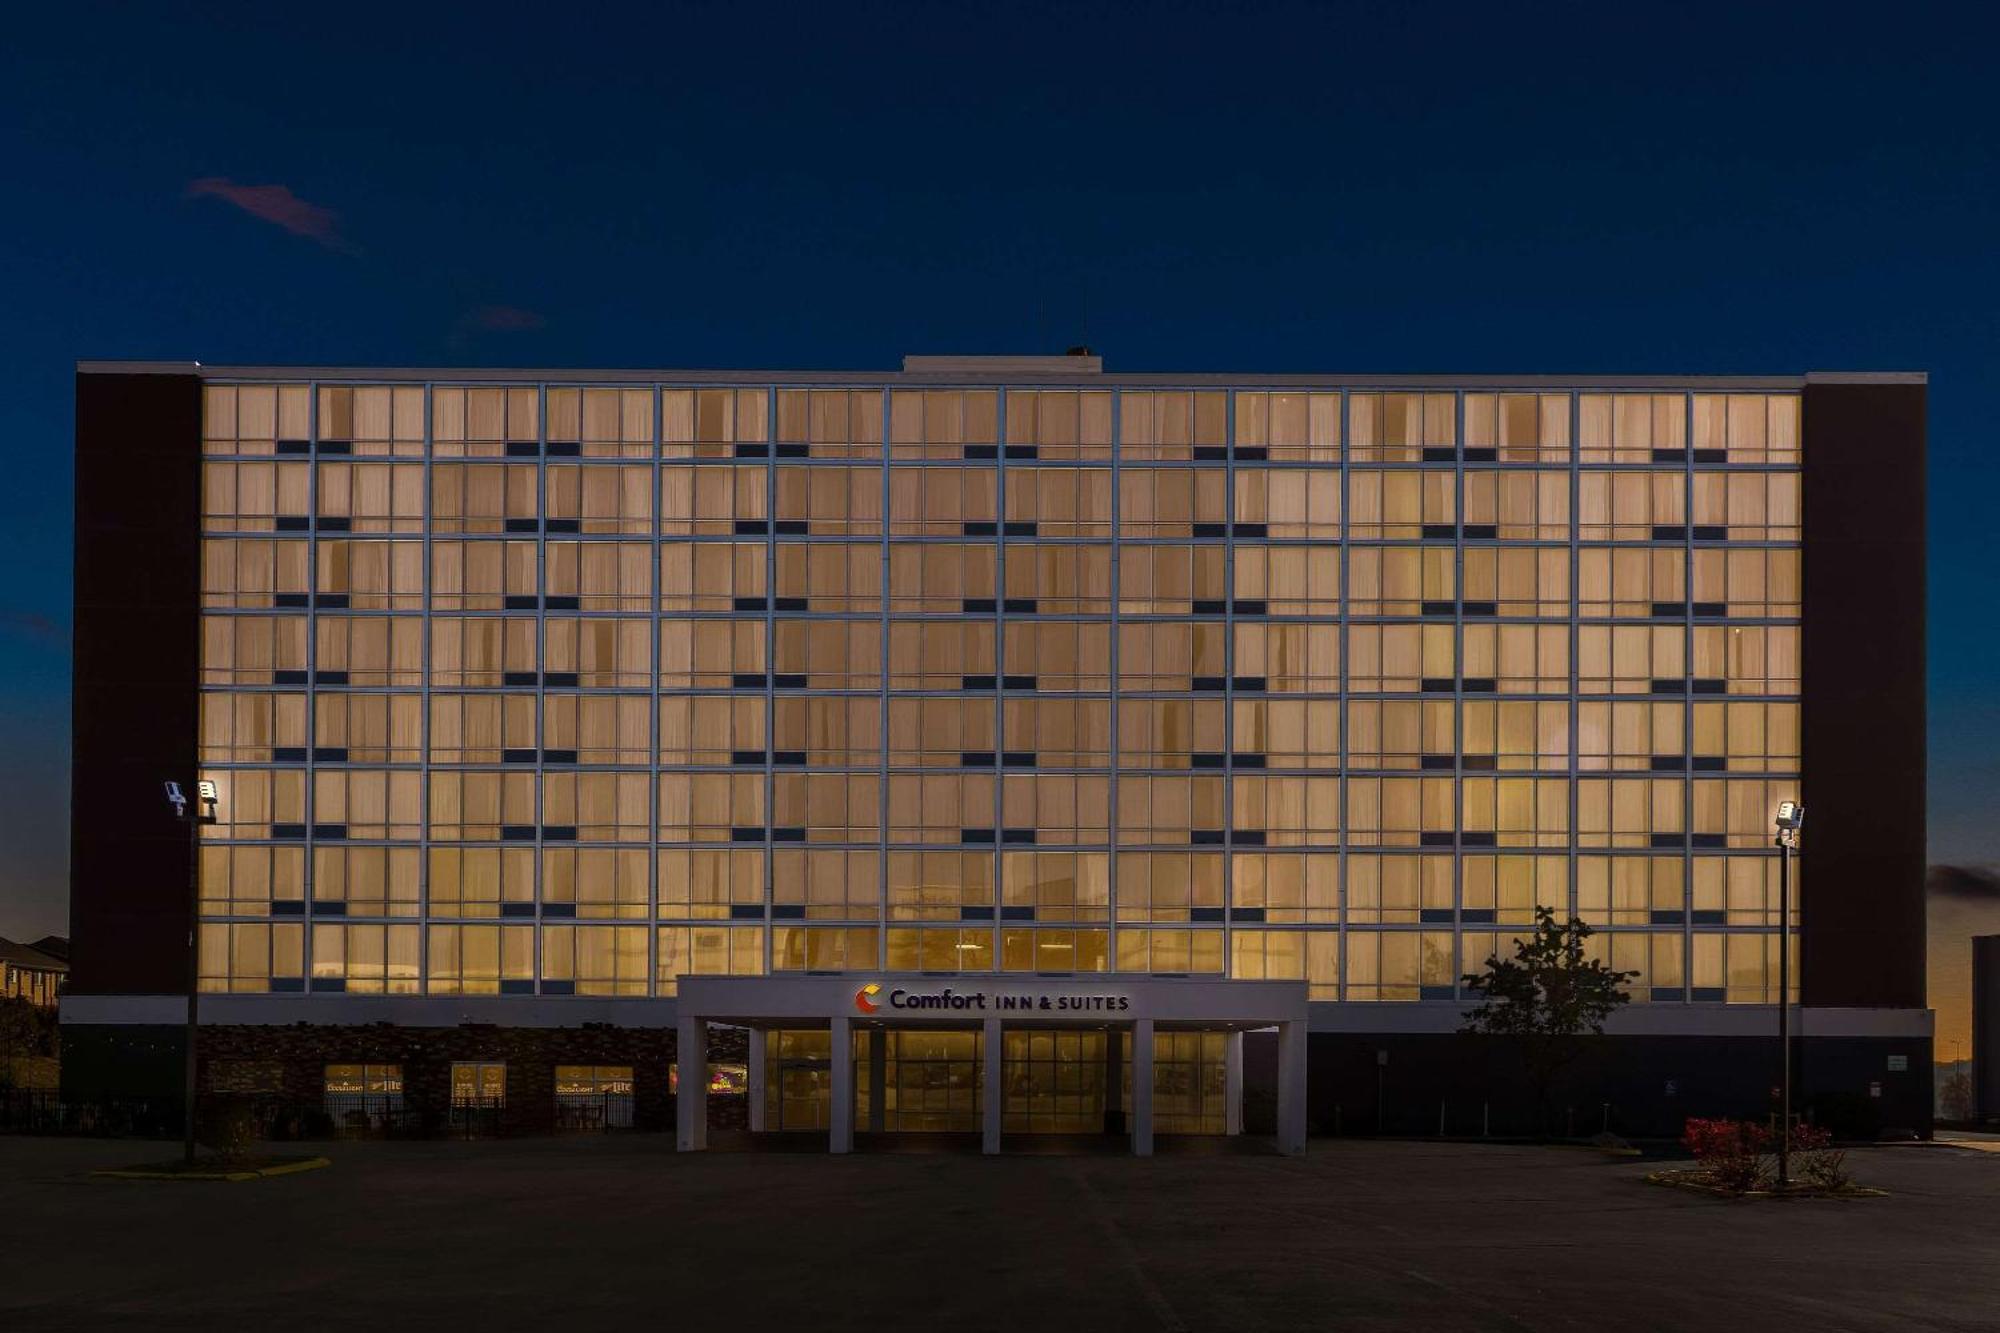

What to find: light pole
left=1773, top=799, right=1803, bottom=1187
left=166, top=779, right=218, bottom=1165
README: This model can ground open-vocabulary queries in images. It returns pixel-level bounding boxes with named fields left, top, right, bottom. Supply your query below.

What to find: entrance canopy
left=674, top=974, right=1309, bottom=1157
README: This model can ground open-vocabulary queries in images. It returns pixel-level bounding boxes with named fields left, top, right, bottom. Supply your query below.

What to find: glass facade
left=195, top=378, right=1800, bottom=1007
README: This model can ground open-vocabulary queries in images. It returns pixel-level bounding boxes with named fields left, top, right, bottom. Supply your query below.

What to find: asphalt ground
left=2, top=1135, right=1993, bottom=1331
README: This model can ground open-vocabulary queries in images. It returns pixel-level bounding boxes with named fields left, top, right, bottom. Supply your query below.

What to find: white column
left=1276, top=1019, right=1307, bottom=1157
left=982, top=1016, right=1003, bottom=1155
left=1130, top=1018, right=1154, bottom=1157
left=829, top=1015, right=854, bottom=1154
left=676, top=1015, right=707, bottom=1152
left=747, top=1028, right=767, bottom=1133
left=1224, top=1030, right=1244, bottom=1136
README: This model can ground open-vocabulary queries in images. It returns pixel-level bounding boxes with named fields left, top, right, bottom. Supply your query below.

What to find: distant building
left=0, top=938, right=67, bottom=1008
left=1976, top=936, right=2000, bottom=1122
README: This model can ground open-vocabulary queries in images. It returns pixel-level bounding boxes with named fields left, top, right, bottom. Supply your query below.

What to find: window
left=542, top=926, right=649, bottom=995
left=1344, top=778, right=1451, bottom=848
left=544, top=848, right=651, bottom=918
left=658, top=774, right=766, bottom=842
left=1233, top=700, right=1339, bottom=769
left=546, top=694, right=653, bottom=765
left=310, top=923, right=421, bottom=993
left=198, top=845, right=305, bottom=916
left=203, top=460, right=308, bottom=530
left=1118, top=469, right=1227, bottom=536
left=1692, top=625, right=1799, bottom=695
left=889, top=389, right=998, bottom=459
left=1004, top=621, right=1111, bottom=692
left=315, top=692, right=422, bottom=763
left=200, top=769, right=305, bottom=839
left=886, top=851, right=993, bottom=919
left=1349, top=393, right=1454, bottom=461
left=1001, top=698, right=1112, bottom=768
left=775, top=542, right=881, bottom=612
left=316, top=539, right=423, bottom=610
left=657, top=850, right=764, bottom=918
left=427, top=925, right=534, bottom=993
left=1006, top=389, right=1113, bottom=460
left=318, top=385, right=425, bottom=456
left=1117, top=700, right=1226, bottom=768
left=428, top=618, right=538, bottom=687
left=1233, top=391, right=1340, bottom=461
left=1462, top=470, right=1568, bottom=538
left=430, top=691, right=541, bottom=766
left=450, top=1061, right=507, bottom=1107
left=1001, top=851, right=1110, bottom=923
left=313, top=769, right=423, bottom=839
left=1579, top=394, right=1685, bottom=462
left=1345, top=855, right=1451, bottom=924
left=1003, top=543, right=1112, bottom=623
left=1693, top=471, right=1801, bottom=542
left=1115, top=853, right=1224, bottom=922
left=323, top=1063, right=403, bottom=1117
left=1116, top=545, right=1226, bottom=615
left=1117, top=391, right=1226, bottom=460
left=889, top=465, right=997, bottom=533
left=1577, top=855, right=1683, bottom=925
left=657, top=925, right=764, bottom=991
left=1006, top=467, right=1113, bottom=536
left=317, top=615, right=421, bottom=686
left=776, top=466, right=883, bottom=534
left=1460, top=778, right=1568, bottom=847
left=205, top=383, right=310, bottom=454
left=1233, top=545, right=1339, bottom=615
left=1348, top=469, right=1453, bottom=538
left=1579, top=472, right=1683, bottom=540
left=1463, top=392, right=1570, bottom=462
left=773, top=850, right=881, bottom=920
left=546, top=541, right=653, bottom=611
left=1576, top=779, right=1684, bottom=848
left=553, top=1065, right=634, bottom=1128
left=1116, top=777, right=1226, bottom=844
left=201, top=691, right=307, bottom=761
left=1693, top=393, right=1800, bottom=465
left=202, top=537, right=309, bottom=608
left=1578, top=548, right=1684, bottom=617
left=203, top=614, right=309, bottom=685
left=661, top=465, right=765, bottom=533
left=662, top=620, right=765, bottom=688
left=312, top=847, right=420, bottom=916
left=544, top=618, right=652, bottom=688
left=430, top=464, right=538, bottom=531
left=427, top=771, right=536, bottom=840
left=1114, top=927, right=1224, bottom=974
left=1236, top=622, right=1339, bottom=692
left=427, top=847, right=536, bottom=918
left=547, top=387, right=654, bottom=457
left=1691, top=548, right=1801, bottom=618
left=664, top=388, right=768, bottom=458
left=660, top=542, right=766, bottom=611
left=316, top=462, right=424, bottom=532
left=1348, top=546, right=1452, bottom=615
left=771, top=926, right=880, bottom=972
left=432, top=387, right=539, bottom=457
left=543, top=772, right=653, bottom=841
left=1230, top=853, right=1338, bottom=923
left=776, top=388, right=883, bottom=459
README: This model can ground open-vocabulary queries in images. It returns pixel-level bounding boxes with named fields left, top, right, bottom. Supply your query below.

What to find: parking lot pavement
left=2, top=1136, right=1996, bottom=1331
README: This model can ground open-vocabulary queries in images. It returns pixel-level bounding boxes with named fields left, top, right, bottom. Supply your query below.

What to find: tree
left=1459, top=908, right=1636, bottom=1135
left=1939, top=1070, right=1975, bottom=1124
left=0, top=997, right=53, bottom=1090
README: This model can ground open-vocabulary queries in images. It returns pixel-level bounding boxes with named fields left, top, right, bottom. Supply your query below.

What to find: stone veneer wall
left=198, top=1024, right=751, bottom=1134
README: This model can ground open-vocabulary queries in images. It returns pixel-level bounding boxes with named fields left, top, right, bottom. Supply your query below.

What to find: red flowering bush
left=1682, top=1117, right=1773, bottom=1192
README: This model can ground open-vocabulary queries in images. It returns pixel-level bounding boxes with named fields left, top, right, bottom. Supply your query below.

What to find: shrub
left=1682, top=1117, right=1773, bottom=1192
left=1789, top=1124, right=1851, bottom=1190
left=196, top=1096, right=258, bottom=1164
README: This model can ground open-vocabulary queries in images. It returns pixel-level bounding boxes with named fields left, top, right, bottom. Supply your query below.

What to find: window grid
left=196, top=381, right=1801, bottom=1003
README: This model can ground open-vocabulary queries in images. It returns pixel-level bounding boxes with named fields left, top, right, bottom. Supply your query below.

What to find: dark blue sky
left=2, top=0, right=1994, bottom=1034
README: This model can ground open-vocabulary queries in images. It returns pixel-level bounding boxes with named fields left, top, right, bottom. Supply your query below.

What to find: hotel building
left=65, top=357, right=1930, bottom=1149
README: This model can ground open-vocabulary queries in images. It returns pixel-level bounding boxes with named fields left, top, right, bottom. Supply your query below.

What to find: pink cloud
left=185, top=177, right=355, bottom=252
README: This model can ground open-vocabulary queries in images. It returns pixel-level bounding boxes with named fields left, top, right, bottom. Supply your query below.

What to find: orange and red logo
left=854, top=983, right=882, bottom=1014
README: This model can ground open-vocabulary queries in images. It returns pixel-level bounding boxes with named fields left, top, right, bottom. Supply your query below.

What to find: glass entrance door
left=767, top=1029, right=835, bottom=1130
left=1002, top=1030, right=1109, bottom=1133
left=879, top=1029, right=981, bottom=1132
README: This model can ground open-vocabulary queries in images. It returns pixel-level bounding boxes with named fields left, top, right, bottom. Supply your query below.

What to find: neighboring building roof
left=28, top=936, right=69, bottom=963
left=0, top=938, right=68, bottom=973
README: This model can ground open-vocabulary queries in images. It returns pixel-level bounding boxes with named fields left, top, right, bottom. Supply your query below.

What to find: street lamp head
left=164, top=780, right=187, bottom=818
left=1774, top=800, right=1804, bottom=832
